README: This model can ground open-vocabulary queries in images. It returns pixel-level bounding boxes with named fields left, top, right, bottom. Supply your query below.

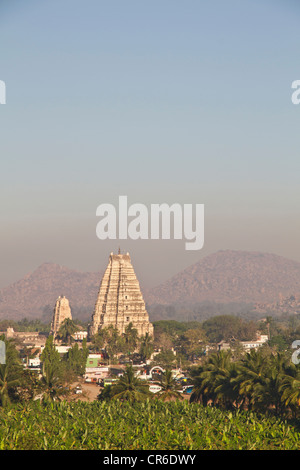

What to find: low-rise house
left=28, top=357, right=41, bottom=369
left=73, top=330, right=88, bottom=341
left=218, top=333, right=269, bottom=353
left=0, top=328, right=47, bottom=348
left=217, top=341, right=231, bottom=351
left=85, top=367, right=110, bottom=383
left=241, top=334, right=269, bottom=352
left=40, top=344, right=71, bottom=356
left=85, top=353, right=109, bottom=383
left=86, top=353, right=105, bottom=368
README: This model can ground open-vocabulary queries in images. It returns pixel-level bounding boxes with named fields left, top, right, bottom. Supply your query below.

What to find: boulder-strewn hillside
left=253, top=294, right=300, bottom=316
left=145, top=250, right=300, bottom=305
left=0, top=263, right=103, bottom=321
left=1, top=250, right=300, bottom=321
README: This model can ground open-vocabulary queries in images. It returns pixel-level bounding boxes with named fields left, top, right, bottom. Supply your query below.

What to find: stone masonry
left=50, top=295, right=72, bottom=339
left=88, top=252, right=154, bottom=338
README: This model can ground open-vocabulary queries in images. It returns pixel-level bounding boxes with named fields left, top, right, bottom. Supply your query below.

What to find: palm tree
left=100, top=365, right=151, bottom=402
left=233, top=349, right=267, bottom=411
left=214, top=361, right=241, bottom=409
left=0, top=335, right=23, bottom=407
left=106, top=326, right=126, bottom=363
left=123, top=323, right=139, bottom=358
left=189, top=365, right=207, bottom=405
left=279, top=361, right=300, bottom=418
left=139, top=333, right=154, bottom=363
left=197, top=350, right=233, bottom=407
left=40, top=335, right=64, bottom=401
left=155, top=369, right=183, bottom=402
left=40, top=359, right=64, bottom=402
left=251, top=352, right=291, bottom=416
left=189, top=351, right=234, bottom=407
left=57, top=319, right=78, bottom=345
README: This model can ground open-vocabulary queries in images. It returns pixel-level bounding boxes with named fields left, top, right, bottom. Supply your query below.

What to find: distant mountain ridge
left=0, top=250, right=300, bottom=321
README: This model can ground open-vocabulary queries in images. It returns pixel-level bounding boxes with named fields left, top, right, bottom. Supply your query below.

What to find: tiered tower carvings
left=89, top=252, right=153, bottom=338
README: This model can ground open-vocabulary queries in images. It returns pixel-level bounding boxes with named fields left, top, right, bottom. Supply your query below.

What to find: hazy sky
left=0, top=0, right=300, bottom=289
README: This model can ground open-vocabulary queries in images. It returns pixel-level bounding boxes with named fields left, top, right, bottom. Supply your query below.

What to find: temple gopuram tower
left=88, top=252, right=153, bottom=338
left=50, top=295, right=72, bottom=339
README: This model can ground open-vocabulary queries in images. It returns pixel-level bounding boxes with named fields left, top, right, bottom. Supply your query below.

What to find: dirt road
left=69, top=381, right=101, bottom=402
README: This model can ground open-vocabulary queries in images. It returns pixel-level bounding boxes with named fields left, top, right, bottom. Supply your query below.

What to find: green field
left=0, top=399, right=299, bottom=450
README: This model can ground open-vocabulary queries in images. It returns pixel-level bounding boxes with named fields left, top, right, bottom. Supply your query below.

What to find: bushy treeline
left=153, top=313, right=300, bottom=345
left=148, top=301, right=254, bottom=322
left=0, top=318, right=51, bottom=333
left=0, top=317, right=88, bottom=333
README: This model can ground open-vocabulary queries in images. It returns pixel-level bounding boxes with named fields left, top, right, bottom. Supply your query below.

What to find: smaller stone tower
left=50, top=295, right=72, bottom=339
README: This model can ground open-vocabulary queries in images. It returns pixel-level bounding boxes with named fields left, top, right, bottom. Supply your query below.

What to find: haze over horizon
left=1, top=0, right=300, bottom=289
left=2, top=248, right=300, bottom=293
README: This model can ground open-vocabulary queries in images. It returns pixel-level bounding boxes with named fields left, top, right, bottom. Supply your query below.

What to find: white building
left=28, top=357, right=41, bottom=368
left=241, top=334, right=269, bottom=352
left=73, top=330, right=88, bottom=341
left=218, top=334, right=269, bottom=353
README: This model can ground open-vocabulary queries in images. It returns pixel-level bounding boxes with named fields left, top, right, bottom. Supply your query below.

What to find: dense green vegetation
left=189, top=350, right=300, bottom=418
left=0, top=314, right=299, bottom=450
left=148, top=301, right=254, bottom=323
left=153, top=314, right=300, bottom=350
left=99, top=365, right=152, bottom=402
left=0, top=334, right=89, bottom=406
left=100, top=366, right=183, bottom=403
left=0, top=399, right=299, bottom=450
left=0, top=317, right=88, bottom=334
left=0, top=318, right=51, bottom=333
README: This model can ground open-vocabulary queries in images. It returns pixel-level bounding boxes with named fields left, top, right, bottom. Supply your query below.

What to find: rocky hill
left=146, top=250, right=300, bottom=306
left=1, top=250, right=300, bottom=322
left=0, top=263, right=103, bottom=322
left=253, top=294, right=300, bottom=316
